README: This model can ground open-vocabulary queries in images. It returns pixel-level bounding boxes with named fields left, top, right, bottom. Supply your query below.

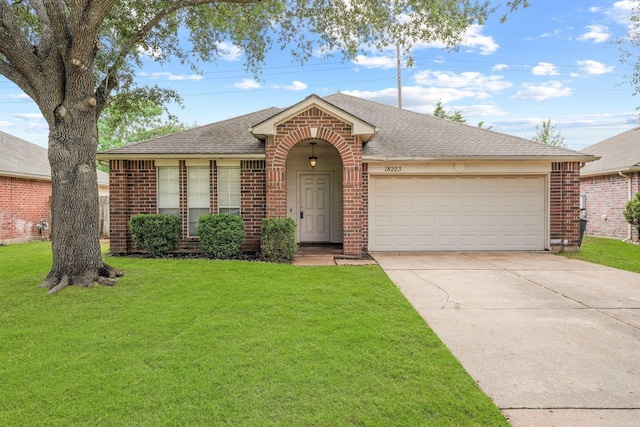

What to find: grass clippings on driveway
left=561, top=235, right=640, bottom=273
left=0, top=242, right=507, bottom=426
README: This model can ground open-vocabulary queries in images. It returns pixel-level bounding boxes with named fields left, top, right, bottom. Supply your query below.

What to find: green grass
left=0, top=242, right=507, bottom=426
left=560, top=235, right=640, bottom=273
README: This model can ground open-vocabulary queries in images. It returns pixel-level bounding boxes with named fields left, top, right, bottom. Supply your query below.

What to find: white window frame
left=157, top=166, right=179, bottom=217
left=217, top=163, right=241, bottom=216
left=187, top=166, right=211, bottom=236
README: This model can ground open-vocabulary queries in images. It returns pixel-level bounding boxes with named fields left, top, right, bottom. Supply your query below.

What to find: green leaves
left=532, top=118, right=567, bottom=148
left=623, top=192, right=640, bottom=235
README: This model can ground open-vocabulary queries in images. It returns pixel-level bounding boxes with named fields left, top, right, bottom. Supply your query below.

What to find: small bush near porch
left=1, top=242, right=508, bottom=426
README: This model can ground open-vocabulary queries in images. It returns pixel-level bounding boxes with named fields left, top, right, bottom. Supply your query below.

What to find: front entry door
left=299, top=174, right=331, bottom=242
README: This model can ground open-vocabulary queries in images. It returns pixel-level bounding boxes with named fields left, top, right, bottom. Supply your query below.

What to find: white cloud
left=344, top=86, right=478, bottom=109
left=285, top=81, right=307, bottom=91
left=216, top=42, right=242, bottom=61
left=458, top=104, right=508, bottom=117
left=589, top=7, right=601, bottom=13
left=576, top=59, right=615, bottom=75
left=605, top=1, right=635, bottom=24
left=492, top=63, right=509, bottom=71
left=532, top=62, right=559, bottom=76
left=233, top=79, right=261, bottom=90
left=461, top=24, right=500, bottom=55
left=13, top=113, right=44, bottom=120
left=139, top=71, right=203, bottom=81
left=512, top=81, right=573, bottom=101
left=527, top=28, right=562, bottom=40
left=413, top=70, right=513, bottom=93
left=413, top=24, right=500, bottom=55
left=353, top=55, right=396, bottom=69
left=137, top=45, right=164, bottom=59
left=577, top=25, right=611, bottom=43
left=5, top=93, right=30, bottom=99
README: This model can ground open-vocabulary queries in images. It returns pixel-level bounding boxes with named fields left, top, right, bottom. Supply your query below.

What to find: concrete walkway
left=372, top=252, right=640, bottom=427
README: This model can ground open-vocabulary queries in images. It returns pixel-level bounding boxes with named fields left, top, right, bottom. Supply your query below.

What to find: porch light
left=309, top=142, right=318, bottom=169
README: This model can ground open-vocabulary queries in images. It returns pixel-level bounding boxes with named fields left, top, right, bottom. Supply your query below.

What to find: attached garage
left=369, top=174, right=546, bottom=251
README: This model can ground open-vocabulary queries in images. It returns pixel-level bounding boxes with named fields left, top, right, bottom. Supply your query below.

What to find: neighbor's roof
left=98, top=93, right=595, bottom=162
left=0, top=130, right=109, bottom=186
left=580, top=126, right=640, bottom=176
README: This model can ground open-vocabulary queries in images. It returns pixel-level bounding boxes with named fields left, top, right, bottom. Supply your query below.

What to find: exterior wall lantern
left=309, top=142, right=318, bottom=169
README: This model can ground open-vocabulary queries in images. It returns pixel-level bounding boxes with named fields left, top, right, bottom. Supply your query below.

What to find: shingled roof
left=99, top=107, right=281, bottom=157
left=580, top=126, right=640, bottom=176
left=0, top=130, right=109, bottom=185
left=98, top=93, right=594, bottom=162
left=325, top=93, right=592, bottom=160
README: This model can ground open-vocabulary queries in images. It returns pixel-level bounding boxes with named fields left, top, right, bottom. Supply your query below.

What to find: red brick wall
left=581, top=172, right=640, bottom=240
left=241, top=160, right=266, bottom=250
left=108, top=159, right=265, bottom=254
left=0, top=176, right=51, bottom=243
left=550, top=162, right=582, bottom=251
left=265, top=106, right=364, bottom=256
left=362, top=163, right=369, bottom=252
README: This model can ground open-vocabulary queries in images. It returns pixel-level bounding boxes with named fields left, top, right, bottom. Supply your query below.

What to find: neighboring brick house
left=0, top=131, right=109, bottom=244
left=98, top=93, right=596, bottom=256
left=580, top=126, right=640, bottom=241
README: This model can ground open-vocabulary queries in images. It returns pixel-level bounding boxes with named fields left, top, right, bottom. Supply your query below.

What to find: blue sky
left=0, top=0, right=638, bottom=151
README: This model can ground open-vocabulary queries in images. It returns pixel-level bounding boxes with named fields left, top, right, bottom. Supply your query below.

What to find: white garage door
left=369, top=175, right=545, bottom=251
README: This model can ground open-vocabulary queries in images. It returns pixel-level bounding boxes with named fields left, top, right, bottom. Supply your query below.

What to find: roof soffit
left=249, top=94, right=377, bottom=139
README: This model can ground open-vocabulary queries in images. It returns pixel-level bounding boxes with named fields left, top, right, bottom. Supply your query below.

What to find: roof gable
left=580, top=126, right=640, bottom=176
left=249, top=94, right=377, bottom=141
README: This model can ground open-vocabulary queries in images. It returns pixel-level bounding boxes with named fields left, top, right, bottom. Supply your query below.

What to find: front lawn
left=0, top=242, right=507, bottom=426
left=561, top=235, right=640, bottom=273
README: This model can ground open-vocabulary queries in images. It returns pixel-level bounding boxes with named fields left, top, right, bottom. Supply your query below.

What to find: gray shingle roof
left=100, top=107, right=281, bottom=156
left=324, top=93, right=590, bottom=159
left=0, top=130, right=51, bottom=180
left=0, top=130, right=109, bottom=185
left=580, top=126, right=640, bottom=176
left=98, top=93, right=594, bottom=161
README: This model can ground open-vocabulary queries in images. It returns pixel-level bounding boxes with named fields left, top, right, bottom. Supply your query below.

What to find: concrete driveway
left=372, top=252, right=640, bottom=426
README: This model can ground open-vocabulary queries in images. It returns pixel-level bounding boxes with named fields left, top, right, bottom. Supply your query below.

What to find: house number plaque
left=384, top=166, right=402, bottom=172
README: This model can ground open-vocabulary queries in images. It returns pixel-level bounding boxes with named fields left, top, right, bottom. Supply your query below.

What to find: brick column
left=550, top=162, right=581, bottom=252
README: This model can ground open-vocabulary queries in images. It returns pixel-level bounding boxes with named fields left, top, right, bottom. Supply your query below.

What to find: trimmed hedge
left=198, top=214, right=246, bottom=259
left=261, top=217, right=297, bottom=263
left=129, top=214, right=181, bottom=257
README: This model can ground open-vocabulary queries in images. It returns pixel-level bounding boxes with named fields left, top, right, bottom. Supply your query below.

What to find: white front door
left=299, top=174, right=331, bottom=242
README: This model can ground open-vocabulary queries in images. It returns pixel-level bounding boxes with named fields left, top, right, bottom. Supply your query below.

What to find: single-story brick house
left=98, top=93, right=596, bottom=256
left=0, top=130, right=109, bottom=244
left=580, top=126, right=640, bottom=241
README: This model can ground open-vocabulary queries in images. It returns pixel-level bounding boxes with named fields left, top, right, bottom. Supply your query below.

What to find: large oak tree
left=0, top=0, right=526, bottom=293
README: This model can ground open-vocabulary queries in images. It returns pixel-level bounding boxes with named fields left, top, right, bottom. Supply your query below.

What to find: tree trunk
left=39, top=108, right=123, bottom=294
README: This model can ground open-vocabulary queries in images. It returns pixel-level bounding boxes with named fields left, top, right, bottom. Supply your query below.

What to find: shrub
left=623, top=192, right=640, bottom=239
left=261, top=217, right=297, bottom=263
left=198, top=214, right=245, bottom=259
left=129, top=214, right=181, bottom=257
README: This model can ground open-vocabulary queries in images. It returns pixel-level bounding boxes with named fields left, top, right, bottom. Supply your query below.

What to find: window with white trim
left=157, top=166, right=179, bottom=217
left=218, top=166, right=240, bottom=216
left=188, top=166, right=211, bottom=236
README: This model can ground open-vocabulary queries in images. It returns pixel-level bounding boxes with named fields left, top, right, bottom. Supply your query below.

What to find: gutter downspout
left=619, top=171, right=632, bottom=242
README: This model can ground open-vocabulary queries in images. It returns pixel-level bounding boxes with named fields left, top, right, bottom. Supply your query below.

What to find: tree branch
left=42, top=0, right=72, bottom=61
left=0, top=59, right=37, bottom=100
left=95, top=0, right=259, bottom=110
left=0, top=1, right=41, bottom=89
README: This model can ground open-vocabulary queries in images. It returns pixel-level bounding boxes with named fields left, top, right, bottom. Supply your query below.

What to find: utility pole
left=396, top=44, right=402, bottom=109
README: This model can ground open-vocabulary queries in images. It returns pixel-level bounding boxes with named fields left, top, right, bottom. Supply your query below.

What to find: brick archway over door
left=266, top=123, right=363, bottom=257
